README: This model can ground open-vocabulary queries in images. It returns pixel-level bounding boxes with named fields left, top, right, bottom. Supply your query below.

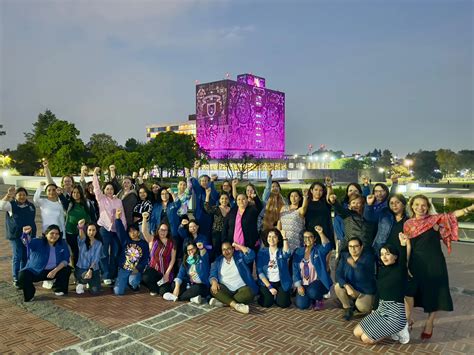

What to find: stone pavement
left=0, top=185, right=473, bottom=354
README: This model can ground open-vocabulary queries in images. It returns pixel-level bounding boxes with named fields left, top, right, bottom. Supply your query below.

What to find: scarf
left=403, top=213, right=458, bottom=253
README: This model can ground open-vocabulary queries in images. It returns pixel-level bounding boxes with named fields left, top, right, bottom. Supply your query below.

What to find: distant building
left=146, top=120, right=196, bottom=141
left=196, top=73, right=285, bottom=159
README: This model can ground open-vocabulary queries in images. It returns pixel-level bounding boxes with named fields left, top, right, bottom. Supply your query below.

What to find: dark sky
left=1, top=0, right=472, bottom=156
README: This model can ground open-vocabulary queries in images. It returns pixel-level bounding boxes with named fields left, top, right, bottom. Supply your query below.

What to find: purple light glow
left=196, top=74, right=285, bottom=159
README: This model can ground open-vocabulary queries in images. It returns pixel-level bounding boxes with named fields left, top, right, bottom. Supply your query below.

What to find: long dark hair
left=343, top=183, right=363, bottom=204
left=373, top=183, right=390, bottom=203
left=287, top=189, right=303, bottom=208
left=85, top=181, right=96, bottom=202
left=69, top=184, right=89, bottom=211
left=158, top=187, right=174, bottom=203
left=183, top=241, right=199, bottom=266
left=308, top=182, right=327, bottom=201
left=84, top=223, right=102, bottom=250
left=138, top=185, right=152, bottom=202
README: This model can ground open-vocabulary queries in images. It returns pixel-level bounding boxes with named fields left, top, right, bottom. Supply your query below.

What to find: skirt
left=359, top=300, right=406, bottom=341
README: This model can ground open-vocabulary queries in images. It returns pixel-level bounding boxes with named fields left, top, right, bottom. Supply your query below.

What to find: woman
left=92, top=167, right=126, bottom=285
left=116, top=177, right=139, bottom=227
left=354, top=234, right=410, bottom=345
left=64, top=185, right=94, bottom=266
left=220, top=180, right=235, bottom=207
left=404, top=195, right=474, bottom=339
left=75, top=220, right=102, bottom=295
left=141, top=212, right=177, bottom=296
left=133, top=186, right=153, bottom=224
left=279, top=189, right=308, bottom=252
left=178, top=219, right=211, bottom=256
left=84, top=181, right=100, bottom=222
left=163, top=241, right=210, bottom=303
left=150, top=188, right=182, bottom=240
left=366, top=193, right=408, bottom=255
left=0, top=186, right=36, bottom=287
left=333, top=183, right=364, bottom=242
left=305, top=181, right=335, bottom=249
left=43, top=159, right=74, bottom=206
left=175, top=173, right=193, bottom=217
left=238, top=181, right=263, bottom=213
left=256, top=228, right=292, bottom=308
left=204, top=189, right=231, bottom=258
left=18, top=224, right=71, bottom=302
left=259, top=192, right=285, bottom=233
left=33, top=181, right=65, bottom=235
left=150, top=183, right=162, bottom=204
left=292, top=226, right=333, bottom=310
left=222, top=194, right=260, bottom=251
left=329, top=193, right=377, bottom=254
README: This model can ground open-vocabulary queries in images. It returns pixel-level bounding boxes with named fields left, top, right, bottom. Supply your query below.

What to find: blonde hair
left=407, top=194, right=437, bottom=218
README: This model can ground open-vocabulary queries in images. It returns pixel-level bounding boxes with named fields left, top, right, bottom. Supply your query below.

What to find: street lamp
left=404, top=159, right=413, bottom=175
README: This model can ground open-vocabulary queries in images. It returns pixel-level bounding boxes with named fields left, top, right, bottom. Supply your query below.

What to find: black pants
left=176, top=283, right=209, bottom=301
left=66, top=233, right=79, bottom=267
left=258, top=281, right=292, bottom=308
left=142, top=268, right=172, bottom=295
left=19, top=266, right=71, bottom=302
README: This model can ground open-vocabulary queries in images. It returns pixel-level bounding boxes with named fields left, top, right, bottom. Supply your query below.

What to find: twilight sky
left=0, top=0, right=472, bottom=157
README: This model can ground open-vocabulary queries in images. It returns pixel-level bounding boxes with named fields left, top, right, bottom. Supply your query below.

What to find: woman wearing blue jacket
left=149, top=188, right=181, bottom=238
left=209, top=242, right=258, bottom=314
left=257, top=228, right=292, bottom=308
left=292, top=226, right=333, bottom=310
left=18, top=224, right=71, bottom=302
left=163, top=241, right=210, bottom=304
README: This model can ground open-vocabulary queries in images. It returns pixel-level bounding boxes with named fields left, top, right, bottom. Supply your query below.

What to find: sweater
left=336, top=250, right=376, bottom=295
left=92, top=175, right=127, bottom=232
left=21, top=236, right=69, bottom=275
left=114, top=219, right=149, bottom=273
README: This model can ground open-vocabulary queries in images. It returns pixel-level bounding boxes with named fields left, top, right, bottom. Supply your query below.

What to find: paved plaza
left=0, top=185, right=473, bottom=354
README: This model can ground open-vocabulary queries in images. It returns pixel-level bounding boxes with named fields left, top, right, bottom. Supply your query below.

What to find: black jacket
left=222, top=205, right=259, bottom=249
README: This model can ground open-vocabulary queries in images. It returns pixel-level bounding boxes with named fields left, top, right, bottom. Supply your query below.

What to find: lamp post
left=404, top=159, right=413, bottom=176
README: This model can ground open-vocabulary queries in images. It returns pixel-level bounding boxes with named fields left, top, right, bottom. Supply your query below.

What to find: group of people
left=2, top=159, right=473, bottom=345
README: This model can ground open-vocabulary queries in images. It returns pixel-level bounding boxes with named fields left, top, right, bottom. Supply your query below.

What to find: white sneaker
left=234, top=303, right=249, bottom=314
left=75, top=284, right=85, bottom=295
left=390, top=333, right=400, bottom=341
left=189, top=295, right=202, bottom=304
left=209, top=298, right=224, bottom=307
left=323, top=290, right=331, bottom=299
left=149, top=292, right=158, bottom=296
left=103, top=279, right=113, bottom=286
left=163, top=292, right=178, bottom=302
left=42, top=280, right=54, bottom=289
left=397, top=323, right=410, bottom=344
left=54, top=292, right=65, bottom=296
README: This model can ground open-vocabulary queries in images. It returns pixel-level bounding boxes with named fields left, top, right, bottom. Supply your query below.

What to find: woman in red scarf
left=404, top=194, right=473, bottom=340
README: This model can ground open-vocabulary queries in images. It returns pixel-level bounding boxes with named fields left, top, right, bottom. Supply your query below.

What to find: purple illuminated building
left=196, top=73, right=285, bottom=159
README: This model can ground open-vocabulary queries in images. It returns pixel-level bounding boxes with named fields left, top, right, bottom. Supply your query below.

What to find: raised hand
left=196, top=242, right=204, bottom=250
left=77, top=219, right=86, bottom=229
left=42, top=159, right=48, bottom=168
left=314, top=225, right=323, bottom=235
left=142, top=212, right=150, bottom=221
left=7, top=186, right=16, bottom=198
left=93, top=167, right=100, bottom=175
left=115, top=208, right=122, bottom=219
left=325, top=176, right=332, bottom=186
left=139, top=168, right=145, bottom=176
left=366, top=194, right=375, bottom=206
left=205, top=187, right=212, bottom=196
left=81, top=165, right=88, bottom=175
left=109, top=165, right=116, bottom=172
left=22, top=226, right=32, bottom=235
left=194, top=161, right=200, bottom=169
left=328, top=194, right=337, bottom=204
left=398, top=232, right=408, bottom=246
left=232, top=179, right=239, bottom=187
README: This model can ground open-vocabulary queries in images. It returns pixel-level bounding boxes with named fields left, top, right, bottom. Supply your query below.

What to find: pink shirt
left=92, top=175, right=127, bottom=232
left=233, top=210, right=245, bottom=245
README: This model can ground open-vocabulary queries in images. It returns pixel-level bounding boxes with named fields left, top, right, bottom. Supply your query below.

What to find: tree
left=143, top=132, right=202, bottom=177
left=10, top=142, right=41, bottom=175
left=436, top=149, right=460, bottom=177
left=457, top=150, right=474, bottom=170
left=125, top=138, right=143, bottom=152
left=377, top=149, right=393, bottom=170
left=86, top=133, right=119, bottom=167
left=36, top=120, right=86, bottom=175
left=101, top=150, right=143, bottom=175
left=24, top=109, right=59, bottom=144
left=391, top=165, right=410, bottom=178
left=219, top=152, right=264, bottom=179
left=410, top=150, right=441, bottom=182
left=338, top=158, right=365, bottom=170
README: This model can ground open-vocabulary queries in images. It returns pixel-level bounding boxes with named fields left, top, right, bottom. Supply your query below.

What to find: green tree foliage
left=36, top=120, right=86, bottom=175
left=86, top=133, right=119, bottom=167
left=101, top=150, right=143, bottom=175
left=458, top=150, right=474, bottom=170
left=143, top=132, right=201, bottom=177
left=10, top=141, right=41, bottom=175
left=24, top=109, right=59, bottom=144
left=436, top=149, right=460, bottom=177
left=124, top=138, right=143, bottom=152
left=409, top=150, right=442, bottom=182
left=337, top=158, right=365, bottom=170
left=377, top=149, right=393, bottom=169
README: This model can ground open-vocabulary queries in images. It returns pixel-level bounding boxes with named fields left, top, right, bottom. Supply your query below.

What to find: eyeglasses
left=374, top=189, right=385, bottom=193
left=187, top=248, right=196, bottom=252
left=348, top=245, right=361, bottom=249
left=158, top=228, right=168, bottom=232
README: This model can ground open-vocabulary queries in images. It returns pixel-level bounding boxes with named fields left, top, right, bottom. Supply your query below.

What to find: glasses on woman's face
left=187, top=247, right=196, bottom=253
left=159, top=228, right=168, bottom=232
left=348, top=244, right=361, bottom=249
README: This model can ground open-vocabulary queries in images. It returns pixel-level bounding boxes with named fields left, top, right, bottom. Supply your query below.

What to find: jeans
left=114, top=268, right=142, bottom=295
left=99, top=227, right=119, bottom=280
left=9, top=238, right=28, bottom=281
left=295, top=280, right=328, bottom=309
left=66, top=232, right=79, bottom=267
